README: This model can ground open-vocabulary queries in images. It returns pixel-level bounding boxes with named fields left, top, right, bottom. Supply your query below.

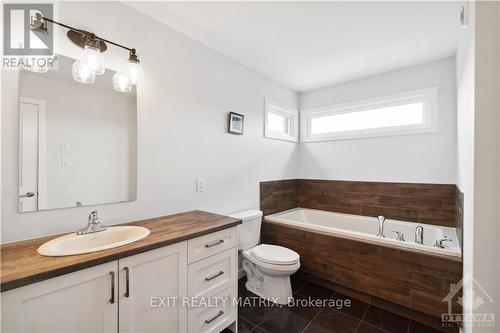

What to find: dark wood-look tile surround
left=0, top=210, right=241, bottom=292
left=260, top=179, right=298, bottom=216
left=262, top=221, right=462, bottom=321
left=261, top=179, right=458, bottom=227
left=298, top=179, right=456, bottom=227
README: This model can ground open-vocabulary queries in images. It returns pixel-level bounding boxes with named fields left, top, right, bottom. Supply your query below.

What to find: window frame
left=300, top=87, right=438, bottom=142
left=264, top=99, right=299, bottom=142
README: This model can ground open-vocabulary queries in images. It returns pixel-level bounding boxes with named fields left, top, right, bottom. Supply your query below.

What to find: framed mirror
left=18, top=54, right=137, bottom=212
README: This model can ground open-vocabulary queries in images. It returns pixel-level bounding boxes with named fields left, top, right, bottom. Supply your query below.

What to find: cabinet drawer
left=188, top=248, right=236, bottom=299
left=188, top=284, right=237, bottom=333
left=188, top=227, right=237, bottom=263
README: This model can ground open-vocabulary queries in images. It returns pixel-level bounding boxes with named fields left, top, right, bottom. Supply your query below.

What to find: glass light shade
left=21, top=56, right=49, bottom=73
left=113, top=71, right=132, bottom=92
left=25, top=62, right=49, bottom=73
left=72, top=61, right=95, bottom=84
left=125, top=61, right=144, bottom=85
left=80, top=45, right=105, bottom=75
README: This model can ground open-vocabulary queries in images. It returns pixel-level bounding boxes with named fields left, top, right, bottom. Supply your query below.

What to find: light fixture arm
left=31, top=13, right=136, bottom=53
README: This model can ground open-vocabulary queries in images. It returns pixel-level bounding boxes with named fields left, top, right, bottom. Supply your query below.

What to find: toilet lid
left=250, top=244, right=300, bottom=265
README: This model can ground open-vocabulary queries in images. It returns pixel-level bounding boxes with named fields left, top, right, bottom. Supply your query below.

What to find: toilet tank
left=229, top=209, right=263, bottom=250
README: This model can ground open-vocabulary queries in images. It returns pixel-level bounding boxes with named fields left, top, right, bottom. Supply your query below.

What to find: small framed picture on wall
left=228, top=112, right=244, bottom=135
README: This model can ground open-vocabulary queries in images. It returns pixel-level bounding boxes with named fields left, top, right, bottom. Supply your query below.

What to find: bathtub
left=265, top=208, right=461, bottom=259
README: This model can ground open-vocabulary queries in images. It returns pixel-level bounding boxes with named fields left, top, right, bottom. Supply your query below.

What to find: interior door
left=19, top=97, right=44, bottom=212
left=119, top=242, right=188, bottom=333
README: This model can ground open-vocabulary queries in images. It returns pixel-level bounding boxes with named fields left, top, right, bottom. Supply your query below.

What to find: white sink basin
left=38, top=226, right=150, bottom=256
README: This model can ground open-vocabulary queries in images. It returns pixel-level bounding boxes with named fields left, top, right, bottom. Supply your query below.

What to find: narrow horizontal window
left=310, top=102, right=424, bottom=135
left=301, top=87, right=437, bottom=142
left=264, top=99, right=298, bottom=142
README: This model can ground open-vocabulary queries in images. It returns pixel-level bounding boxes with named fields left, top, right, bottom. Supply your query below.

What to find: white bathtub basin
left=37, top=226, right=150, bottom=256
left=265, top=208, right=461, bottom=259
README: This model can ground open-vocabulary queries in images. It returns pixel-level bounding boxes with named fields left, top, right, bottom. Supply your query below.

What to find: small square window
left=264, top=99, right=298, bottom=142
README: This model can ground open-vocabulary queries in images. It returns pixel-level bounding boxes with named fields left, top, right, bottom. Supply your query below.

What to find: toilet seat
left=249, top=244, right=300, bottom=266
left=243, top=250, right=300, bottom=273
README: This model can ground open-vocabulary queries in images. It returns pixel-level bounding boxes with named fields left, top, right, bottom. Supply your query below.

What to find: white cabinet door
left=1, top=261, right=118, bottom=333
left=118, top=242, right=188, bottom=333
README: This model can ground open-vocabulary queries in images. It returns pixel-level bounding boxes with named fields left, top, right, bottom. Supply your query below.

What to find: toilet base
left=241, top=258, right=297, bottom=305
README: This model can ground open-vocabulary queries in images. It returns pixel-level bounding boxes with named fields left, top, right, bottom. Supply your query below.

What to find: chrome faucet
left=376, top=216, right=386, bottom=238
left=415, top=226, right=424, bottom=245
left=434, top=237, right=452, bottom=249
left=391, top=231, right=405, bottom=241
left=77, top=210, right=107, bottom=235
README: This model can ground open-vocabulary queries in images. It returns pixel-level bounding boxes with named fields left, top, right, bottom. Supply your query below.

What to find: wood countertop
left=0, top=210, right=241, bottom=292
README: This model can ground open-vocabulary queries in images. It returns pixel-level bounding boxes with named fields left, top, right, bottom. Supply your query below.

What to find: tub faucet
left=434, top=237, right=452, bottom=249
left=415, top=226, right=424, bottom=245
left=77, top=210, right=107, bottom=235
left=376, top=216, right=385, bottom=238
left=391, top=231, right=405, bottom=241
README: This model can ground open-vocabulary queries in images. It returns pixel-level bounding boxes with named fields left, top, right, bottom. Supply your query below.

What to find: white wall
left=457, top=2, right=500, bottom=332
left=20, top=68, right=136, bottom=210
left=470, top=2, right=500, bottom=332
left=1, top=1, right=298, bottom=242
left=298, top=57, right=457, bottom=184
left=455, top=1, right=475, bottom=331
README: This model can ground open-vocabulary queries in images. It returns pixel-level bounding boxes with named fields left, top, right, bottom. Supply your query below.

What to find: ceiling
left=127, top=1, right=461, bottom=92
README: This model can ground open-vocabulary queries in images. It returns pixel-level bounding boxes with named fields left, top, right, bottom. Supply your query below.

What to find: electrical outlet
left=196, top=178, right=205, bottom=192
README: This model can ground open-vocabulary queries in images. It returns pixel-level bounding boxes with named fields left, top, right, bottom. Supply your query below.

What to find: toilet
left=229, top=210, right=300, bottom=305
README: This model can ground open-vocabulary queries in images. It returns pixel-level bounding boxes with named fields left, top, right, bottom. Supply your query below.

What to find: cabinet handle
left=205, top=239, right=224, bottom=248
left=109, top=271, right=115, bottom=304
left=205, top=271, right=224, bottom=281
left=124, top=267, right=130, bottom=298
left=205, top=310, right=224, bottom=324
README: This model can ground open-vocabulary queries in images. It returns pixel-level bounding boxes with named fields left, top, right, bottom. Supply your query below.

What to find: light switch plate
left=196, top=177, right=205, bottom=192
left=61, top=141, right=70, bottom=151
left=61, top=155, right=72, bottom=167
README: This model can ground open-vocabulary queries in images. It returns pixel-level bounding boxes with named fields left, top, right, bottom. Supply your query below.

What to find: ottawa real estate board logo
left=3, top=3, right=55, bottom=70
left=442, top=274, right=495, bottom=328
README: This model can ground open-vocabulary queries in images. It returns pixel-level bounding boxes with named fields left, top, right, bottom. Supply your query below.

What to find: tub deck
left=265, top=208, right=461, bottom=260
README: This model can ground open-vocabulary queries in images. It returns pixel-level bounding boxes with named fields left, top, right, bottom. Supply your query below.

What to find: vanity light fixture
left=72, top=60, right=95, bottom=84
left=30, top=13, right=143, bottom=92
left=77, top=37, right=105, bottom=76
left=125, top=50, right=144, bottom=85
left=20, top=56, right=51, bottom=73
left=113, top=71, right=132, bottom=93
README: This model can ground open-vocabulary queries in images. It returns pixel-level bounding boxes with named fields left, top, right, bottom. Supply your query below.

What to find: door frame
left=19, top=97, right=47, bottom=211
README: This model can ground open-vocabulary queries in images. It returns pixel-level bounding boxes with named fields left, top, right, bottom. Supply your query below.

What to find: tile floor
left=228, top=276, right=446, bottom=333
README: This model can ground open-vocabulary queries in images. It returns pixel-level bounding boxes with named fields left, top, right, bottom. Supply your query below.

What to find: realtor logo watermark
left=442, top=274, right=495, bottom=328
left=3, top=3, right=54, bottom=69
left=150, top=296, right=352, bottom=310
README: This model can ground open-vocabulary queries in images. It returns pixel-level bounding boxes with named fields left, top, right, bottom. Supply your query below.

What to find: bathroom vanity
left=0, top=211, right=240, bottom=333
